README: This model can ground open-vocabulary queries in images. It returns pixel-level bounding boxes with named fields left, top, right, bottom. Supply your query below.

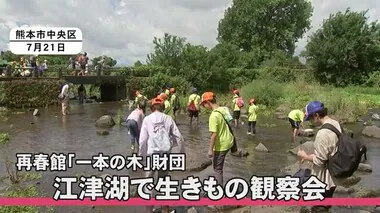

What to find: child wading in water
left=247, top=98, right=258, bottom=135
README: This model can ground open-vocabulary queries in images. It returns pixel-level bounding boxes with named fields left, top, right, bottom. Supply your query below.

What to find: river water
left=0, top=101, right=379, bottom=213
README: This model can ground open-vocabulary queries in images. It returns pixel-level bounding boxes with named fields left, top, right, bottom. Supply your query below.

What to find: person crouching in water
left=247, top=98, right=258, bottom=135
left=125, top=101, right=145, bottom=151
left=139, top=98, right=185, bottom=213
left=288, top=109, right=305, bottom=142
left=159, top=93, right=174, bottom=118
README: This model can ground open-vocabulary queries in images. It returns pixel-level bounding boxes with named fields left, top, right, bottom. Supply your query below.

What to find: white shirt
left=60, top=84, right=69, bottom=97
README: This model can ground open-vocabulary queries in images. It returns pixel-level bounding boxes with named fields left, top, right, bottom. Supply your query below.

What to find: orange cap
left=249, top=98, right=256, bottom=104
left=159, top=93, right=168, bottom=100
left=200, top=92, right=215, bottom=105
left=151, top=98, right=164, bottom=105
left=170, top=88, right=176, bottom=93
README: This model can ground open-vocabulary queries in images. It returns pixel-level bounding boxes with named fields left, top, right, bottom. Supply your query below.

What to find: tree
left=218, top=0, right=313, bottom=56
left=303, top=9, right=380, bottom=86
left=92, top=56, right=117, bottom=67
left=146, top=33, right=186, bottom=71
left=134, top=60, right=143, bottom=67
left=179, top=44, right=212, bottom=90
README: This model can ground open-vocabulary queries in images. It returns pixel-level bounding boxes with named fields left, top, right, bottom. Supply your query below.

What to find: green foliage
left=0, top=185, right=40, bottom=213
left=241, top=79, right=285, bottom=107
left=303, top=9, right=380, bottom=86
left=92, top=56, right=117, bottom=67
left=257, top=66, right=313, bottom=83
left=0, top=80, right=65, bottom=108
left=0, top=133, right=10, bottom=145
left=365, top=71, right=380, bottom=87
left=147, top=33, right=186, bottom=71
left=218, top=0, right=313, bottom=56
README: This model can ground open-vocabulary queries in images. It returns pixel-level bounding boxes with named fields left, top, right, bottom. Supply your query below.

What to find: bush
left=240, top=79, right=284, bottom=108
left=257, top=66, right=312, bottom=83
left=0, top=79, right=65, bottom=108
left=127, top=73, right=191, bottom=99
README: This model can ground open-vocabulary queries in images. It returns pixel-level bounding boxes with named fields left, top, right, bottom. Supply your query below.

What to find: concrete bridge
left=0, top=67, right=128, bottom=102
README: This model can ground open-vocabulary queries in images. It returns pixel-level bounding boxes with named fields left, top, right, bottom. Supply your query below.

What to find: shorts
left=188, top=110, right=199, bottom=118
left=233, top=111, right=240, bottom=120
left=80, top=64, right=86, bottom=70
left=288, top=118, right=300, bottom=129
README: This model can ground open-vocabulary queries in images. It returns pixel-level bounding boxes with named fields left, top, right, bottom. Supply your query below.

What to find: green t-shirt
left=164, top=100, right=173, bottom=117
left=288, top=109, right=305, bottom=122
left=248, top=104, right=258, bottom=122
left=209, top=107, right=234, bottom=152
left=188, top=94, right=200, bottom=110
left=232, top=94, right=240, bottom=112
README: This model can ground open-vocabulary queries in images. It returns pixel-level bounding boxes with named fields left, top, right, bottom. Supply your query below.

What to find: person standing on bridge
left=59, top=83, right=73, bottom=116
left=78, top=52, right=89, bottom=76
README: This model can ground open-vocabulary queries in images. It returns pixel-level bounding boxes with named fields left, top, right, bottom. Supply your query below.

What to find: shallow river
left=0, top=101, right=379, bottom=213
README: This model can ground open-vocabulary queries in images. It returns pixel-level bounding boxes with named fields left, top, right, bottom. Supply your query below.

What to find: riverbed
left=0, top=101, right=379, bottom=213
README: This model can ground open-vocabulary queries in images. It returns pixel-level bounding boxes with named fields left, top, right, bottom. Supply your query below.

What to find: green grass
left=0, top=185, right=40, bottom=213
left=0, top=133, right=10, bottom=145
left=240, top=78, right=380, bottom=123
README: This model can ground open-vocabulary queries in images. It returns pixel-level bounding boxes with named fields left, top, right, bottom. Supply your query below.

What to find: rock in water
left=33, top=109, right=39, bottom=116
left=335, top=186, right=355, bottom=194
left=298, top=129, right=314, bottom=137
left=355, top=188, right=380, bottom=198
left=96, top=130, right=109, bottom=136
left=289, top=141, right=314, bottom=155
left=341, top=176, right=361, bottom=188
left=358, top=163, right=372, bottom=173
left=187, top=207, right=198, bottom=213
left=186, top=153, right=212, bottom=172
left=95, top=115, right=115, bottom=128
left=372, top=113, right=380, bottom=120
left=362, top=126, right=380, bottom=139
left=255, top=143, right=269, bottom=152
left=231, top=149, right=249, bottom=157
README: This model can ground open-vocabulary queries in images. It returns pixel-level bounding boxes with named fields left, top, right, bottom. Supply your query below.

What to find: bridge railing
left=0, top=65, right=132, bottom=79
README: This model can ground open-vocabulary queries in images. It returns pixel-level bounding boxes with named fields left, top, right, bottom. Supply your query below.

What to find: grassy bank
left=175, top=76, right=380, bottom=123
left=240, top=79, right=380, bottom=123
left=0, top=79, right=66, bottom=108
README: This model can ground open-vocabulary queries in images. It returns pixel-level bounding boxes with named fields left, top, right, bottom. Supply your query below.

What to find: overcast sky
left=0, top=0, right=378, bottom=65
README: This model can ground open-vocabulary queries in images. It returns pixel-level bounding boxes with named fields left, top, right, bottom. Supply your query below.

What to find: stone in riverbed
left=96, top=130, right=109, bottom=136
left=255, top=143, right=269, bottom=152
left=274, top=112, right=287, bottom=120
left=33, top=109, right=39, bottom=116
left=354, top=188, right=380, bottom=198
left=288, top=141, right=314, bottom=155
left=341, top=176, right=361, bottom=188
left=95, top=115, right=115, bottom=128
left=231, top=149, right=249, bottom=157
left=362, top=125, right=380, bottom=139
left=358, top=163, right=372, bottom=173
left=186, top=153, right=212, bottom=172
left=335, top=186, right=355, bottom=194
left=298, top=129, right=314, bottom=137
left=372, top=113, right=380, bottom=120
left=187, top=207, right=198, bottom=213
